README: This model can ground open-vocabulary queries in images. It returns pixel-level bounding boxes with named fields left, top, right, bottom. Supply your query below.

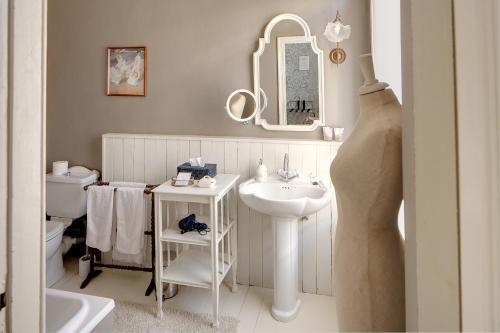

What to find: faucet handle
left=309, top=173, right=320, bottom=184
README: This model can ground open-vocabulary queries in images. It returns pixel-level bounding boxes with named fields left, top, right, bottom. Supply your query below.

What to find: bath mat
left=113, top=301, right=239, bottom=333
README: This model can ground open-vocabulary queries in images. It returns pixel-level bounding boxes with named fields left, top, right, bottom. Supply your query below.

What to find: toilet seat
left=46, top=220, right=64, bottom=241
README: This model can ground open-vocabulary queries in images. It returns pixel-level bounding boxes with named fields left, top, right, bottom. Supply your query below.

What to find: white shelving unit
left=153, top=174, right=240, bottom=328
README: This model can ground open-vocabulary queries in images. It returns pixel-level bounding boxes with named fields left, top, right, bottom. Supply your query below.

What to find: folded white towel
left=109, top=181, right=147, bottom=189
left=86, top=186, right=115, bottom=252
left=115, top=187, right=146, bottom=255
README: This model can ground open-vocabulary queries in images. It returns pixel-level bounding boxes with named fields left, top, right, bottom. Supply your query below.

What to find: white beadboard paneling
left=102, top=136, right=114, bottom=181
left=133, top=138, right=145, bottom=183
left=123, top=138, right=134, bottom=182
left=102, top=133, right=340, bottom=295
left=189, top=140, right=201, bottom=157
left=112, top=138, right=124, bottom=182
left=212, top=141, right=225, bottom=174
left=166, top=140, right=179, bottom=179
left=224, top=142, right=238, bottom=174
left=176, top=140, right=190, bottom=168
left=145, top=139, right=167, bottom=185
left=144, top=139, right=156, bottom=184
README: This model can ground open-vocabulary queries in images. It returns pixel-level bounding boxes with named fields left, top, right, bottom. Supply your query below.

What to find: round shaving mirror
left=225, top=89, right=258, bottom=123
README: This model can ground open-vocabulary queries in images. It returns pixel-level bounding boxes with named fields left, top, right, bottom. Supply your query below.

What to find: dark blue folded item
left=178, top=214, right=210, bottom=235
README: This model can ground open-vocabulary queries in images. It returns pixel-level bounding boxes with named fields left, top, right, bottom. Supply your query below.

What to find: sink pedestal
left=272, top=216, right=301, bottom=322
left=238, top=177, right=331, bottom=322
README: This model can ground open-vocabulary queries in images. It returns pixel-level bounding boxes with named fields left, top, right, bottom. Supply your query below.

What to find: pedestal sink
left=239, top=176, right=331, bottom=322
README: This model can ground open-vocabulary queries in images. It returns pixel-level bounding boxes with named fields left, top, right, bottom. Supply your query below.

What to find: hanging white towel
left=86, top=186, right=115, bottom=252
left=109, top=181, right=147, bottom=189
left=112, top=247, right=144, bottom=265
left=111, top=196, right=149, bottom=265
left=115, top=187, right=146, bottom=255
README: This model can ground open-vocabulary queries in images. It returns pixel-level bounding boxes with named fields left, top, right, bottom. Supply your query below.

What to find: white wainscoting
left=102, top=133, right=340, bottom=296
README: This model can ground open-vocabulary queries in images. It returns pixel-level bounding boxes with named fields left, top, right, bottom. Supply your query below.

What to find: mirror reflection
left=278, top=38, right=319, bottom=125
left=257, top=18, right=324, bottom=129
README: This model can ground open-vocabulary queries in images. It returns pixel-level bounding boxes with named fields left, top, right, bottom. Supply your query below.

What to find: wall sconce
left=324, top=11, right=351, bottom=64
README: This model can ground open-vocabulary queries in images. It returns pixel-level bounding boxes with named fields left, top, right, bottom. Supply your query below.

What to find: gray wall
left=47, top=0, right=370, bottom=169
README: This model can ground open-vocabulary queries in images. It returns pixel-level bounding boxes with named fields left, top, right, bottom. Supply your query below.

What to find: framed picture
left=106, top=46, right=147, bottom=96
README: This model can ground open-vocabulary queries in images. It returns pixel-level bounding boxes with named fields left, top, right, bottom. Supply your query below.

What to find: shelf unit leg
left=155, top=194, right=163, bottom=318
left=231, top=186, right=238, bottom=292
left=210, top=197, right=220, bottom=328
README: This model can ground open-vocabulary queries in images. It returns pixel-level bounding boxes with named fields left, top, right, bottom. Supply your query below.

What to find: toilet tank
left=46, top=172, right=98, bottom=219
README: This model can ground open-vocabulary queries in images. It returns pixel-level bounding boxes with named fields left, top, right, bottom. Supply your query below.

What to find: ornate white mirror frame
left=253, top=13, right=325, bottom=131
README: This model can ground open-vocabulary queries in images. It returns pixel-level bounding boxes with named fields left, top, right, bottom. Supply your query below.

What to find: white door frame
left=1, top=0, right=47, bottom=331
left=0, top=0, right=8, bottom=330
left=454, top=0, right=500, bottom=330
left=403, top=0, right=500, bottom=330
left=401, top=0, right=461, bottom=331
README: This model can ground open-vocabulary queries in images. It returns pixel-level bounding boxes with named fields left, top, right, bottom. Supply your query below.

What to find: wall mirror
left=254, top=14, right=325, bottom=131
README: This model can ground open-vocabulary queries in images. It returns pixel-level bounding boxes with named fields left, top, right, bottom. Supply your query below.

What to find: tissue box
left=177, top=162, right=217, bottom=180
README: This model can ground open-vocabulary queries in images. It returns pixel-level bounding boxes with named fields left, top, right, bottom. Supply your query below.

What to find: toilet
left=45, top=166, right=98, bottom=287
left=46, top=220, right=65, bottom=287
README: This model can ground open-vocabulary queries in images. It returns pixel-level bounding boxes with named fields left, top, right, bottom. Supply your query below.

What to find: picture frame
left=106, top=46, right=147, bottom=96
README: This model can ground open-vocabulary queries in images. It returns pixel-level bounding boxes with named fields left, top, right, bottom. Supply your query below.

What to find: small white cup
left=322, top=127, right=333, bottom=141
left=334, top=127, right=345, bottom=142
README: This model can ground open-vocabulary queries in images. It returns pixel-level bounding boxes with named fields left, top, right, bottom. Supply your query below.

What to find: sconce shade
left=324, top=12, right=351, bottom=43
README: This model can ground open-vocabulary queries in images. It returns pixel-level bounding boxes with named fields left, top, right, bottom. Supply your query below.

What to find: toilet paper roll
left=53, top=161, right=68, bottom=176
left=79, top=255, right=90, bottom=278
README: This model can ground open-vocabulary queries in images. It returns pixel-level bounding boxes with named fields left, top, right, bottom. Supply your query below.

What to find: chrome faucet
left=278, top=153, right=298, bottom=182
left=283, top=153, right=289, bottom=174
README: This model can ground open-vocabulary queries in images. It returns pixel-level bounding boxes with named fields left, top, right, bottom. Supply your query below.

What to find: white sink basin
left=239, top=177, right=331, bottom=217
left=239, top=176, right=331, bottom=322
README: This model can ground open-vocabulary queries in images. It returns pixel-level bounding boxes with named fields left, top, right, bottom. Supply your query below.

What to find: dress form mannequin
left=330, top=54, right=405, bottom=331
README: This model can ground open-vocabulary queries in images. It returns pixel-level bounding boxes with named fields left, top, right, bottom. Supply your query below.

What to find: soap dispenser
left=255, top=158, right=268, bottom=182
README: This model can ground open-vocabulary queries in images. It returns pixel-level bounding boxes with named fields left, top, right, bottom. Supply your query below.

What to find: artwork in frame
left=106, top=46, right=147, bottom=96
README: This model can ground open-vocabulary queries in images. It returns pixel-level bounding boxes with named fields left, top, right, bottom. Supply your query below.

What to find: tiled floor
left=53, top=258, right=338, bottom=332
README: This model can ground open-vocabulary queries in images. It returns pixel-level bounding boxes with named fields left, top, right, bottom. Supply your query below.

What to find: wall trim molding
left=102, top=133, right=338, bottom=146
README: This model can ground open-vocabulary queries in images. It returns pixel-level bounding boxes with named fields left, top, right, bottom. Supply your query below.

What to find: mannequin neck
left=360, top=89, right=397, bottom=111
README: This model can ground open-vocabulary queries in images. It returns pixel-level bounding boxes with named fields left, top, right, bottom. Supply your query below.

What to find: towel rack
left=80, top=182, right=158, bottom=296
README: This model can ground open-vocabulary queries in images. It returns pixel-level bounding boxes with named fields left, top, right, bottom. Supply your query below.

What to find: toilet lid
left=46, top=220, right=64, bottom=241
